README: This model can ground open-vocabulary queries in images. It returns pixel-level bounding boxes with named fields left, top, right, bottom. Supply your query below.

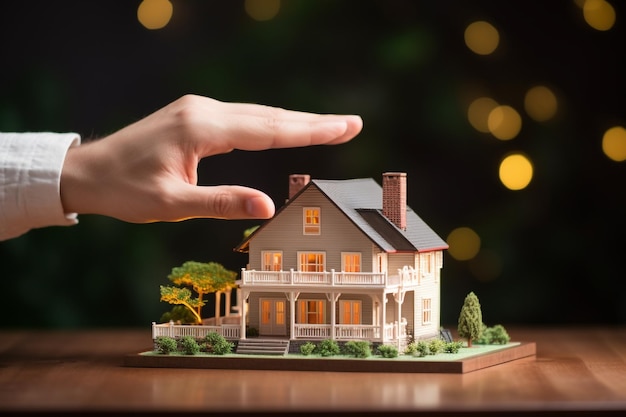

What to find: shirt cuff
left=0, top=132, right=81, bottom=240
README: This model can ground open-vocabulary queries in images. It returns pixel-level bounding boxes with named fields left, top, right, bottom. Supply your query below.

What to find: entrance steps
left=236, top=339, right=290, bottom=355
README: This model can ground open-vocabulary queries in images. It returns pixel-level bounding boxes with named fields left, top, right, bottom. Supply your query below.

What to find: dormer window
left=303, top=207, right=321, bottom=235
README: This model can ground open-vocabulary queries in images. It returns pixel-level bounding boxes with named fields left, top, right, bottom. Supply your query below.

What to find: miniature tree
left=160, top=261, right=237, bottom=324
left=457, top=291, right=483, bottom=347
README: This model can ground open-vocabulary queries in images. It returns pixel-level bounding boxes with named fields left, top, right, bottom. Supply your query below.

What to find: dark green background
left=1, top=0, right=624, bottom=328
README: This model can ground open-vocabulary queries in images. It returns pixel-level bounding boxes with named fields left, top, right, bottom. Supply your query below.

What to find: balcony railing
left=293, top=322, right=406, bottom=341
left=240, top=268, right=422, bottom=288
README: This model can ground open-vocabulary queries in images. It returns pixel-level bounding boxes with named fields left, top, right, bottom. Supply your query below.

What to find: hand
left=60, top=94, right=362, bottom=223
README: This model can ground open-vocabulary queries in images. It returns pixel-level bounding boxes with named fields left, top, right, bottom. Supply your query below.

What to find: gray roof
left=312, top=178, right=448, bottom=253
left=235, top=177, right=449, bottom=253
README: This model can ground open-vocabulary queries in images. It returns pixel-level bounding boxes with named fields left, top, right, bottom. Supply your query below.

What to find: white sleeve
left=0, top=132, right=82, bottom=241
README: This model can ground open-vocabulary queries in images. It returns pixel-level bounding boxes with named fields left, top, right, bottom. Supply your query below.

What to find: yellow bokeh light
left=499, top=153, right=534, bottom=190
left=447, top=227, right=481, bottom=261
left=137, top=0, right=173, bottom=30
left=488, top=105, right=522, bottom=140
left=468, top=97, right=499, bottom=133
left=602, top=126, right=626, bottom=162
left=524, top=85, right=558, bottom=122
left=464, top=21, right=500, bottom=55
left=245, top=0, right=281, bottom=21
left=583, top=0, right=616, bottom=31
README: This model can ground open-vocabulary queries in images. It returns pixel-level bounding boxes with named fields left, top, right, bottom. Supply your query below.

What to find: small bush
left=428, top=339, right=446, bottom=355
left=344, top=340, right=372, bottom=358
left=180, top=336, right=201, bottom=355
left=476, top=324, right=510, bottom=345
left=377, top=344, right=399, bottom=358
left=316, top=339, right=341, bottom=357
left=404, top=341, right=419, bottom=355
left=155, top=336, right=178, bottom=354
left=489, top=324, right=510, bottom=344
left=204, top=331, right=234, bottom=355
left=443, top=341, right=464, bottom=354
left=300, top=342, right=316, bottom=356
left=415, top=341, right=430, bottom=357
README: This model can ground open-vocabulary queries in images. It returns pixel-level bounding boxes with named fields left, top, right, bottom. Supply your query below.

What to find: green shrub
left=489, top=324, right=510, bottom=344
left=415, top=341, right=430, bottom=357
left=476, top=324, right=510, bottom=345
left=180, top=336, right=201, bottom=355
left=344, top=340, right=372, bottom=358
left=377, top=344, right=399, bottom=358
left=300, top=342, right=316, bottom=356
left=428, top=339, right=446, bottom=355
left=155, top=336, right=178, bottom=354
left=316, top=339, right=341, bottom=357
left=443, top=341, right=464, bottom=354
left=204, top=331, right=234, bottom=355
left=404, top=341, right=418, bottom=355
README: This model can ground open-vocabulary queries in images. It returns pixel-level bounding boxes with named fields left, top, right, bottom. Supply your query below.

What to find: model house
left=233, top=172, right=448, bottom=348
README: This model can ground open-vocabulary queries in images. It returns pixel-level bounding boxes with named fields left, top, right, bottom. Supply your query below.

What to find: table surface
left=1, top=326, right=625, bottom=415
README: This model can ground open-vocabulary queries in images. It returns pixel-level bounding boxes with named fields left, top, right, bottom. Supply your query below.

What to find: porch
left=152, top=321, right=241, bottom=341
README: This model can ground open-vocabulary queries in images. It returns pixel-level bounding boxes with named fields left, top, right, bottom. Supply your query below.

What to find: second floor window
left=342, top=253, right=361, bottom=272
left=262, top=251, right=282, bottom=271
left=299, top=252, right=325, bottom=272
left=303, top=207, right=321, bottom=235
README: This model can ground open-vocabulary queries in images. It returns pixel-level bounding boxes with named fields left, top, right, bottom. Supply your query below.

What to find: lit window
left=262, top=251, right=282, bottom=271
left=340, top=300, right=362, bottom=324
left=423, top=298, right=432, bottom=324
left=303, top=207, right=321, bottom=235
left=342, top=253, right=361, bottom=272
left=298, top=300, right=325, bottom=324
left=299, top=252, right=325, bottom=272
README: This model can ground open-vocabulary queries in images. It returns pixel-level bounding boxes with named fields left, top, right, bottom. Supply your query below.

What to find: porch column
left=240, top=290, right=249, bottom=340
left=381, top=295, right=387, bottom=342
left=215, top=291, right=222, bottom=325
left=394, top=287, right=406, bottom=352
left=288, top=292, right=297, bottom=340
left=327, top=292, right=340, bottom=340
left=224, top=288, right=232, bottom=317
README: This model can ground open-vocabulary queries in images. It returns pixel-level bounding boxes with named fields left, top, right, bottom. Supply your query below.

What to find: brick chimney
left=382, top=172, right=407, bottom=231
left=288, top=174, right=311, bottom=200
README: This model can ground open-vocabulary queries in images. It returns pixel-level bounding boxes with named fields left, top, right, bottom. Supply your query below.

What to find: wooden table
left=1, top=326, right=625, bottom=415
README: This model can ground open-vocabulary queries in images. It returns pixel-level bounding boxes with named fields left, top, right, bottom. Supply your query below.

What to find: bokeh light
left=524, top=85, right=558, bottom=122
left=583, top=0, right=616, bottom=31
left=137, top=0, right=173, bottom=30
left=447, top=227, right=481, bottom=261
left=464, top=21, right=500, bottom=55
left=499, top=153, right=534, bottom=190
left=602, top=126, right=626, bottom=162
left=488, top=105, right=522, bottom=140
left=245, top=0, right=281, bottom=21
left=468, top=97, right=499, bottom=133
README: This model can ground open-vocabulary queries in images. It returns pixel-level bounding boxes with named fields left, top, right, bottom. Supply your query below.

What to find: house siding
left=248, top=186, right=375, bottom=272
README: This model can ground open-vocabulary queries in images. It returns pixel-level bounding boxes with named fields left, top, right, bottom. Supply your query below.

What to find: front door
left=259, top=298, right=287, bottom=336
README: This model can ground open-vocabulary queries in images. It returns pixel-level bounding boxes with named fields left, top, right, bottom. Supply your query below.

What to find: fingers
left=175, top=184, right=276, bottom=220
left=170, top=95, right=363, bottom=155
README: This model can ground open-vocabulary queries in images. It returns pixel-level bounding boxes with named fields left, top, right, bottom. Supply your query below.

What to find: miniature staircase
left=236, top=339, right=290, bottom=355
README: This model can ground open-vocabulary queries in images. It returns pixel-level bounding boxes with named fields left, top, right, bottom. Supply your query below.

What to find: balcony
left=240, top=267, right=421, bottom=289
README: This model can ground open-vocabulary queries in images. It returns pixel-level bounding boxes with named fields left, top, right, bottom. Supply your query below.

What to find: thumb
left=177, top=185, right=276, bottom=220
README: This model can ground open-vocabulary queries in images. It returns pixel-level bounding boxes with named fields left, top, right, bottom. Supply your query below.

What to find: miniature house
left=233, top=172, right=448, bottom=348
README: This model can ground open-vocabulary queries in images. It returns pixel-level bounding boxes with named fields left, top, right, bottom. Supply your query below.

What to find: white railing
left=334, top=325, right=379, bottom=340
left=293, top=324, right=331, bottom=339
left=241, top=269, right=388, bottom=287
left=152, top=322, right=240, bottom=340
left=384, top=321, right=407, bottom=340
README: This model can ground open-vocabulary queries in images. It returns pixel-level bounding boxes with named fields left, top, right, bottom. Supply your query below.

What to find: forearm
left=0, top=132, right=81, bottom=240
